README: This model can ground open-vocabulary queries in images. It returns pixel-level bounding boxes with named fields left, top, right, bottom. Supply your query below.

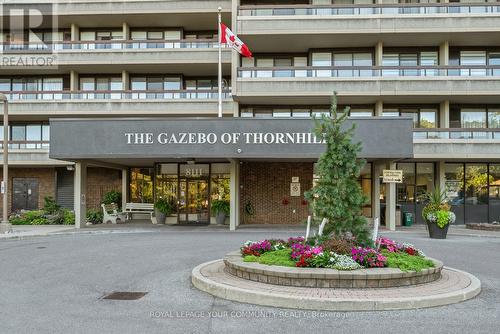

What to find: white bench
left=124, top=202, right=154, bottom=221
left=101, top=203, right=127, bottom=224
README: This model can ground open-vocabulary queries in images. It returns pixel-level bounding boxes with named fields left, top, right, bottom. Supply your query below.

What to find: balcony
left=0, top=140, right=68, bottom=166
left=3, top=90, right=235, bottom=116
left=236, top=66, right=500, bottom=104
left=413, top=129, right=500, bottom=159
left=237, top=4, right=500, bottom=50
left=0, top=40, right=231, bottom=72
left=1, top=0, right=232, bottom=16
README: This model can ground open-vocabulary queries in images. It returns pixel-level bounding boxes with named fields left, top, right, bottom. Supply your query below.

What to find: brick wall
left=86, top=167, right=122, bottom=210
left=240, top=162, right=313, bottom=225
left=0, top=167, right=56, bottom=216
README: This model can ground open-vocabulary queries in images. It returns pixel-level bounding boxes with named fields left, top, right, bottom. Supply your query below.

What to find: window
left=155, top=164, right=178, bottom=214
left=130, top=168, right=154, bottom=203
left=211, top=163, right=230, bottom=202
left=349, top=109, right=373, bottom=117
left=460, top=108, right=487, bottom=128
left=419, top=109, right=437, bottom=128
left=383, top=106, right=437, bottom=128
left=488, top=109, right=500, bottom=128
left=383, top=51, right=438, bottom=76
left=460, top=51, right=486, bottom=76
left=131, top=76, right=182, bottom=91
left=0, top=123, right=48, bottom=148
left=359, top=163, right=372, bottom=217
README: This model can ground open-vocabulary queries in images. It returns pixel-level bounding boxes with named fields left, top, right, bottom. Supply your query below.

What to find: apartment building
left=1, top=0, right=499, bottom=229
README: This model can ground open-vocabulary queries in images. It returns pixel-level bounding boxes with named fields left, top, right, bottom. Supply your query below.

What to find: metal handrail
left=239, top=3, right=500, bottom=16
left=413, top=128, right=500, bottom=140
left=238, top=65, right=500, bottom=78
left=0, top=140, right=49, bottom=149
left=0, top=89, right=232, bottom=101
left=1, top=39, right=226, bottom=52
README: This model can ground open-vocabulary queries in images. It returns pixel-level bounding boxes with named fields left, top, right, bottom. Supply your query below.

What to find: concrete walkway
left=192, top=260, right=481, bottom=311
left=2, top=223, right=500, bottom=240
left=0, top=225, right=76, bottom=240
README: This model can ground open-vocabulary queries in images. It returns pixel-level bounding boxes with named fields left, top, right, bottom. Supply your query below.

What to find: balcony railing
left=413, top=128, right=500, bottom=140
left=238, top=66, right=500, bottom=78
left=1, top=90, right=232, bottom=101
left=239, top=3, right=500, bottom=16
left=0, top=141, right=49, bottom=149
left=1, top=39, right=225, bottom=52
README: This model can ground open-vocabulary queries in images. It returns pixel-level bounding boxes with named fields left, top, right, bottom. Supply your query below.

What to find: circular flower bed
left=241, top=236, right=434, bottom=273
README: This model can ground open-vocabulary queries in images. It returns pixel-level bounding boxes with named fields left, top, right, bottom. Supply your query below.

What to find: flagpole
left=217, top=6, right=223, bottom=118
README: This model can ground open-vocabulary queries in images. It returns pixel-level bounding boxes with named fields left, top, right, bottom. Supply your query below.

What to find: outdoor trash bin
left=403, top=212, right=414, bottom=226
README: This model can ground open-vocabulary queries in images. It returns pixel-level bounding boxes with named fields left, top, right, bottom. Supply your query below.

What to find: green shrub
left=243, top=250, right=295, bottom=267
left=31, top=217, right=49, bottom=225
left=86, top=209, right=103, bottom=224
left=155, top=198, right=173, bottom=214
left=9, top=215, right=30, bottom=225
left=43, top=196, right=61, bottom=214
left=23, top=210, right=45, bottom=221
left=62, top=209, right=75, bottom=225
left=382, top=250, right=434, bottom=272
left=102, top=190, right=122, bottom=208
left=211, top=199, right=230, bottom=215
left=243, top=255, right=259, bottom=262
left=255, top=249, right=295, bottom=267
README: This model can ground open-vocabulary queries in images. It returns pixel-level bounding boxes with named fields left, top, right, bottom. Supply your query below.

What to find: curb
left=191, top=260, right=481, bottom=311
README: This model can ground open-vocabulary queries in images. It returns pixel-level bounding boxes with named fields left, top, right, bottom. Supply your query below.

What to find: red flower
left=405, top=247, right=417, bottom=256
left=295, top=254, right=312, bottom=267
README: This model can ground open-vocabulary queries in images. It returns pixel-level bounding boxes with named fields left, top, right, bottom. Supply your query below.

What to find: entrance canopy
left=49, top=117, right=413, bottom=165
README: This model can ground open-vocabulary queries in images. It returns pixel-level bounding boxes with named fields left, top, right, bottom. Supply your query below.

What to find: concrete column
left=70, top=70, right=79, bottom=91
left=71, top=24, right=80, bottom=41
left=439, top=41, right=449, bottom=66
left=233, top=101, right=239, bottom=117
left=375, top=100, right=383, bottom=116
left=121, top=70, right=129, bottom=90
left=385, top=161, right=397, bottom=231
left=74, top=162, right=87, bottom=229
left=122, top=22, right=130, bottom=40
left=372, top=162, right=382, bottom=221
left=375, top=41, right=383, bottom=67
left=121, top=169, right=128, bottom=210
left=437, top=161, right=446, bottom=191
left=439, top=100, right=450, bottom=128
left=229, top=159, right=240, bottom=231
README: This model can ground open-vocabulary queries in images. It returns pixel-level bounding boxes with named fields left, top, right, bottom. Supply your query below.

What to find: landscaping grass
left=243, top=249, right=295, bottom=267
left=382, top=250, right=435, bottom=272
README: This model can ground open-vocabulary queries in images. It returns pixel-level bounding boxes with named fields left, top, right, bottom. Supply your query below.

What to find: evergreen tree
left=305, top=93, right=370, bottom=243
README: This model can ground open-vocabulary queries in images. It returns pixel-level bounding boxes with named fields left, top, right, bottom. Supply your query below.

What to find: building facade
left=1, top=0, right=499, bottom=229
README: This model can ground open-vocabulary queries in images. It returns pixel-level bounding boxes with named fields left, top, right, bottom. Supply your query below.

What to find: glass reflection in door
left=178, top=164, right=210, bottom=224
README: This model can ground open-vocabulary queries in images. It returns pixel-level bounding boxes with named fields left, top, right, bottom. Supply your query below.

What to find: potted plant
left=211, top=199, right=230, bottom=225
left=154, top=198, right=172, bottom=225
left=422, top=187, right=456, bottom=239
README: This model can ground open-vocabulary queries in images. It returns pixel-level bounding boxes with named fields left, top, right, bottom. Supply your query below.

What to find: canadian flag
left=220, top=23, right=252, bottom=58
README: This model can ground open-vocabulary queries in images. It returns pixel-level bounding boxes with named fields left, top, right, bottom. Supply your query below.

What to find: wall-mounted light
left=66, top=165, right=75, bottom=171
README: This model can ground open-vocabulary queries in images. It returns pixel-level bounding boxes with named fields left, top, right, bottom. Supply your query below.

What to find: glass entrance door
left=178, top=164, right=210, bottom=224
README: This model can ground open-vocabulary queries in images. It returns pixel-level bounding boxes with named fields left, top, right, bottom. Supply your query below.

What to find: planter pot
left=216, top=212, right=227, bottom=225
left=426, top=221, right=450, bottom=239
left=155, top=209, right=167, bottom=225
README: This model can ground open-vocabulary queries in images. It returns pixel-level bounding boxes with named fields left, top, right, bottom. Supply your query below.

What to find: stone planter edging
left=224, top=251, right=443, bottom=288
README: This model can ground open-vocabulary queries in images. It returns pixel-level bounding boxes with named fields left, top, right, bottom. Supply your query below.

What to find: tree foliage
left=304, top=93, right=370, bottom=244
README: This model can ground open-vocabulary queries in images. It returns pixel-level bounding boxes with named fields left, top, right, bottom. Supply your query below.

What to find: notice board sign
left=383, top=170, right=403, bottom=183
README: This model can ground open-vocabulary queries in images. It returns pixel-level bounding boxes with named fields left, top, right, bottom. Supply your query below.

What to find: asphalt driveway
left=0, top=227, right=498, bottom=334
